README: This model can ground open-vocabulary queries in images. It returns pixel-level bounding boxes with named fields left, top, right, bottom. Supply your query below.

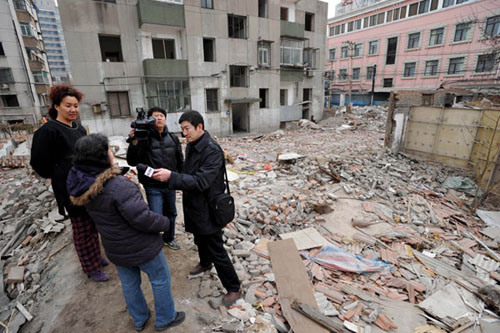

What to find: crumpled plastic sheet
left=302, top=244, right=392, bottom=273
left=442, top=176, right=481, bottom=197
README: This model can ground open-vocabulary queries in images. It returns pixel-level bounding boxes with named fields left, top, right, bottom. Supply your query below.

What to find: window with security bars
left=448, top=57, right=465, bottom=74
left=485, top=16, right=500, bottom=37
left=429, top=28, right=444, bottom=46
left=407, top=33, right=420, bottom=49
left=107, top=92, right=131, bottom=117
left=146, top=80, right=191, bottom=113
left=454, top=23, right=471, bottom=41
left=229, top=65, right=248, bottom=87
left=206, top=89, right=218, bottom=112
left=424, top=60, right=438, bottom=76
left=476, top=54, right=495, bottom=73
left=280, top=39, right=303, bottom=66
left=404, top=62, right=416, bottom=77
left=228, top=14, right=246, bottom=39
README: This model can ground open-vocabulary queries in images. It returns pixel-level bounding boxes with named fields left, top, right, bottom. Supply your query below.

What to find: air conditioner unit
left=305, top=69, right=314, bottom=77
left=0, top=84, right=9, bottom=90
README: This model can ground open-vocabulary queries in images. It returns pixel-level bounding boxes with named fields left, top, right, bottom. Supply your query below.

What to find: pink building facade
left=326, top=0, right=499, bottom=105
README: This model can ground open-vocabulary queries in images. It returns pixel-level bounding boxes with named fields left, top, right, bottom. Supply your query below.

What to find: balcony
left=29, top=59, right=43, bottom=71
left=280, top=21, right=305, bottom=39
left=280, top=68, right=304, bottom=82
left=279, top=105, right=302, bottom=122
left=143, top=59, right=188, bottom=78
left=137, top=0, right=185, bottom=28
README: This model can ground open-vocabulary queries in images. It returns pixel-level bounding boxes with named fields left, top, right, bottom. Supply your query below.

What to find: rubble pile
left=0, top=168, right=67, bottom=333
left=186, top=108, right=500, bottom=332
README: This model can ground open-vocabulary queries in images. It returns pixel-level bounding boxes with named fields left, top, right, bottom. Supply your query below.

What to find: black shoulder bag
left=211, top=156, right=235, bottom=227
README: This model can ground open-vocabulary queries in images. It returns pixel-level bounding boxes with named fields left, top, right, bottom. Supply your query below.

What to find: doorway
left=232, top=103, right=250, bottom=132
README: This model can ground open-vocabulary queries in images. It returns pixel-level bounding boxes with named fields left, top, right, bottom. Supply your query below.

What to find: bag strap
left=222, top=152, right=231, bottom=196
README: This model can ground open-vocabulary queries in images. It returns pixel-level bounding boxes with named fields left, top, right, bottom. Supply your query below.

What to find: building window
left=404, top=62, right=416, bottom=77
left=228, top=14, right=247, bottom=39
left=355, top=19, right=362, bottom=30
left=429, top=28, right=444, bottom=46
left=485, top=16, right=500, bottom=37
left=348, top=21, right=354, bottom=32
left=107, top=92, right=130, bottom=117
left=206, top=88, right=218, bottom=112
left=19, top=22, right=34, bottom=37
left=146, top=80, right=191, bottom=113
left=443, top=0, right=454, bottom=8
left=422, top=94, right=434, bottom=106
left=366, top=66, right=375, bottom=80
left=448, top=57, right=465, bottom=74
left=329, top=48, right=336, bottom=61
left=259, top=88, right=268, bottom=108
left=454, top=23, right=471, bottom=41
left=258, top=42, right=271, bottom=67
left=430, top=0, right=438, bottom=10
left=476, top=54, right=495, bottom=73
left=400, top=6, right=407, bottom=19
left=327, top=70, right=335, bottom=80
left=94, top=0, right=117, bottom=3
left=329, top=26, right=335, bottom=36
left=203, top=38, right=215, bottom=62
left=201, top=0, right=213, bottom=9
left=393, top=8, right=400, bottom=20
left=408, top=3, right=418, bottom=17
left=368, top=40, right=378, bottom=55
left=280, top=89, right=287, bottom=105
left=303, top=48, right=317, bottom=68
left=407, top=32, right=420, bottom=49
left=0, top=95, right=19, bottom=107
left=424, top=60, right=439, bottom=76
left=0, top=42, right=4, bottom=56
left=341, top=46, right=349, bottom=58
left=98, top=35, right=123, bottom=62
left=352, top=68, right=360, bottom=80
left=258, top=0, right=267, bottom=18
left=229, top=65, right=248, bottom=87
left=33, top=71, right=49, bottom=84
left=280, top=39, right=303, bottom=66
left=305, top=12, right=314, bottom=32
left=418, top=0, right=430, bottom=14
left=152, top=38, right=175, bottom=59
left=363, top=17, right=369, bottom=27
left=377, top=13, right=384, bottom=25
left=353, top=43, right=362, bottom=57
left=369, top=15, right=376, bottom=26
left=383, top=78, right=393, bottom=87
left=339, top=69, right=347, bottom=80
left=280, top=7, right=288, bottom=21
left=387, top=10, right=393, bottom=23
left=386, top=37, right=397, bottom=65
left=340, top=24, right=345, bottom=34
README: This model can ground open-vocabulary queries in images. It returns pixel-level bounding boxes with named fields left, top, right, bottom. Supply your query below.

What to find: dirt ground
left=21, top=204, right=215, bottom=333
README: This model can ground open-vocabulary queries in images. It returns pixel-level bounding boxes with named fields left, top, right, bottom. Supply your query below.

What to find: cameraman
left=127, top=107, right=184, bottom=250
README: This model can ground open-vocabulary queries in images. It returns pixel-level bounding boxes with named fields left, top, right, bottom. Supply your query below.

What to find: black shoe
left=165, top=240, right=180, bottom=250
left=189, top=264, right=212, bottom=275
left=134, top=312, right=150, bottom=331
left=155, top=311, right=185, bottom=331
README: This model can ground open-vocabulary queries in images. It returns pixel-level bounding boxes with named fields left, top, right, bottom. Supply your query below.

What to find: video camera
left=128, top=107, right=156, bottom=142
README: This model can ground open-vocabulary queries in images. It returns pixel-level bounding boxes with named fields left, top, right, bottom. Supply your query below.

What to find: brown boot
left=222, top=290, right=242, bottom=306
left=189, top=264, right=212, bottom=275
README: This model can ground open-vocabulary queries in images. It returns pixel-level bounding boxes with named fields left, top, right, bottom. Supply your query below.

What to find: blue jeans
left=145, top=186, right=177, bottom=242
left=115, top=251, right=176, bottom=328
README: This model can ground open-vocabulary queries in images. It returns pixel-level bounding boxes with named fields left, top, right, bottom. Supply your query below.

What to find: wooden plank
left=279, top=227, right=329, bottom=251
left=268, top=239, right=329, bottom=333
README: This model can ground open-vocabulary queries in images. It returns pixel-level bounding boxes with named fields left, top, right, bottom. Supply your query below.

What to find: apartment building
left=57, top=0, right=326, bottom=137
left=326, top=0, right=499, bottom=106
left=34, top=0, right=71, bottom=83
left=0, top=0, right=52, bottom=124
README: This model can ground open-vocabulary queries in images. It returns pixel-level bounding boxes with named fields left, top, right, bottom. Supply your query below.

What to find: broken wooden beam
left=291, top=300, right=344, bottom=333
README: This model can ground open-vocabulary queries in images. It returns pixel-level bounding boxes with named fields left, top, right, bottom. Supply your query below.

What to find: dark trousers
left=145, top=186, right=177, bottom=242
left=193, top=231, right=240, bottom=292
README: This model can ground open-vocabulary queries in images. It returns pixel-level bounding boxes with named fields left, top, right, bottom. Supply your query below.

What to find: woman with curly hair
left=30, top=84, right=109, bottom=282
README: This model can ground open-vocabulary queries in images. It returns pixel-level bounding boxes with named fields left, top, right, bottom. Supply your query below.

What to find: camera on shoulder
left=128, top=107, right=156, bottom=142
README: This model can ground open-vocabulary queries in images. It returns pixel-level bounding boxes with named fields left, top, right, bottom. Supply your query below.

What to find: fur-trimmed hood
left=68, top=167, right=126, bottom=206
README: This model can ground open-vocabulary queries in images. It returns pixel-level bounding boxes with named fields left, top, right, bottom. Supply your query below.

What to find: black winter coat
left=168, top=132, right=226, bottom=235
left=126, top=127, right=183, bottom=188
left=67, top=166, right=170, bottom=267
left=30, top=120, right=87, bottom=216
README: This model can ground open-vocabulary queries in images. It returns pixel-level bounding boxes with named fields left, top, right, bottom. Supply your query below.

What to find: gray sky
left=324, top=0, right=342, bottom=19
